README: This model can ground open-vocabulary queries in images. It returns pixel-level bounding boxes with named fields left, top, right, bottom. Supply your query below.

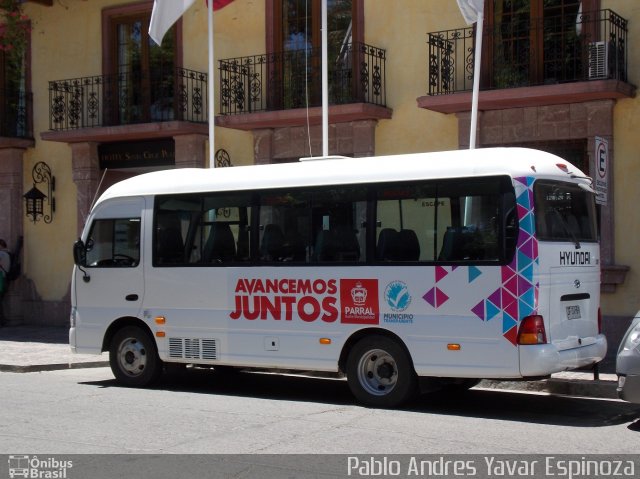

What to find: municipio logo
left=384, top=281, right=411, bottom=312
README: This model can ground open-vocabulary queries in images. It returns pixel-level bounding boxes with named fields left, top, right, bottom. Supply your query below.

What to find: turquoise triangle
left=468, top=266, right=482, bottom=283
left=487, top=300, right=501, bottom=321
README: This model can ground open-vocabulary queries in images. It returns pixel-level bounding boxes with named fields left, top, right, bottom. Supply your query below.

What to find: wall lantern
left=24, top=161, right=55, bottom=224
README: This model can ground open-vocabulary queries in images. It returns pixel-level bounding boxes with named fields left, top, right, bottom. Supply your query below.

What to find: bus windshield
left=534, top=180, right=598, bottom=244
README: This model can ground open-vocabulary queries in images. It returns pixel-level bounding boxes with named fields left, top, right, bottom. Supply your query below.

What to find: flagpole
left=208, top=0, right=215, bottom=166
left=321, top=0, right=329, bottom=157
left=469, top=12, right=483, bottom=150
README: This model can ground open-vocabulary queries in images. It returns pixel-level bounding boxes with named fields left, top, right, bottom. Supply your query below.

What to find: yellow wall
left=601, top=0, right=640, bottom=316
left=16, top=0, right=640, bottom=319
left=365, top=0, right=460, bottom=155
left=22, top=0, right=112, bottom=300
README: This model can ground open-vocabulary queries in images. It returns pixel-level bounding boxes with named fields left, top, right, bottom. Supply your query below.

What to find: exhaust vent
left=169, top=338, right=218, bottom=360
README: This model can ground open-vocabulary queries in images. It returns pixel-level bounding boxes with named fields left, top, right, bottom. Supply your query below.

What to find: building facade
left=0, top=0, right=638, bottom=353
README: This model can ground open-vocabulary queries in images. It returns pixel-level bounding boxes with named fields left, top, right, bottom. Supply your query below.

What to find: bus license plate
left=566, top=305, right=581, bottom=320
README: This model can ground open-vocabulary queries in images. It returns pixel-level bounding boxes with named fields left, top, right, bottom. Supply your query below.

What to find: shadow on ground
left=80, top=366, right=640, bottom=429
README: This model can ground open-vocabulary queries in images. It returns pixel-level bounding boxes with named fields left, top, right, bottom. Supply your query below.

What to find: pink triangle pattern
left=423, top=287, right=450, bottom=309
left=468, top=177, right=540, bottom=345
left=435, top=266, right=448, bottom=283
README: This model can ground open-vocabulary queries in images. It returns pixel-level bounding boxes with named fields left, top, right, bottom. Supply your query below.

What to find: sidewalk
left=0, top=325, right=108, bottom=373
left=0, top=325, right=619, bottom=399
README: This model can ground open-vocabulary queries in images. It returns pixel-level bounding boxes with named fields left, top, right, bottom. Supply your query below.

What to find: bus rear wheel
left=109, top=326, right=162, bottom=387
left=346, top=335, right=417, bottom=408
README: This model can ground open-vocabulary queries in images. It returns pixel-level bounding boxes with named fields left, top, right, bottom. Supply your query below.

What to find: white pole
left=321, top=0, right=329, bottom=157
left=208, top=0, right=215, bottom=166
left=469, top=12, right=483, bottom=150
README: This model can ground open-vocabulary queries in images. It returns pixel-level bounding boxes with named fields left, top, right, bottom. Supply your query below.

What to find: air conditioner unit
left=588, top=41, right=608, bottom=80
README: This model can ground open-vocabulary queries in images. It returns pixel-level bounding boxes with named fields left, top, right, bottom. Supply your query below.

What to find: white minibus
left=70, top=148, right=606, bottom=407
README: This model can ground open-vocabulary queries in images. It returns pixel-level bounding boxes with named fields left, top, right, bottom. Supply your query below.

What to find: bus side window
left=203, top=222, right=236, bottom=263
left=156, top=212, right=186, bottom=265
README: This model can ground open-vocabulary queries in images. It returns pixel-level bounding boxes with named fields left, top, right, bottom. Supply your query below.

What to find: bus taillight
left=598, top=307, right=602, bottom=334
left=518, top=315, right=548, bottom=345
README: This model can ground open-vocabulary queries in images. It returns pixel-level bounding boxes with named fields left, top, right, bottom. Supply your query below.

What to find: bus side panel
left=146, top=265, right=522, bottom=378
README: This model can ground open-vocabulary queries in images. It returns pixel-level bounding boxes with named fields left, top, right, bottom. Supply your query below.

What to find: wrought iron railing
left=0, top=89, right=32, bottom=139
left=427, top=9, right=628, bottom=96
left=219, top=41, right=386, bottom=115
left=48, top=67, right=207, bottom=131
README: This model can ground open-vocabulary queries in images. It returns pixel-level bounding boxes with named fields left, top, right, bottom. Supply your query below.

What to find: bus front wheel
left=109, top=326, right=162, bottom=387
left=346, top=335, right=417, bottom=408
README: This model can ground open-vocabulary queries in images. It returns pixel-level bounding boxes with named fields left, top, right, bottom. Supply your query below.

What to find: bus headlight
left=621, top=323, right=640, bottom=352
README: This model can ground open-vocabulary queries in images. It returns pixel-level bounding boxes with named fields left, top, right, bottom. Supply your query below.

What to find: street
left=1, top=366, right=639, bottom=454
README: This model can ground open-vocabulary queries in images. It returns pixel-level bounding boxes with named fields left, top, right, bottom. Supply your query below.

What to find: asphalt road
left=1, top=366, right=638, bottom=456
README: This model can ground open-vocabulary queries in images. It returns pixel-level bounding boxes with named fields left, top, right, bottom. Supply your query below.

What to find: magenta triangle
left=501, top=266, right=516, bottom=284
left=435, top=288, right=449, bottom=307
left=423, top=288, right=436, bottom=307
left=502, top=287, right=516, bottom=310
left=472, top=300, right=485, bottom=321
left=520, top=237, right=534, bottom=259
left=504, top=275, right=518, bottom=296
left=517, top=204, right=528, bottom=221
left=488, top=288, right=502, bottom=308
left=518, top=274, right=533, bottom=295
left=435, top=266, right=448, bottom=283
left=505, top=298, right=519, bottom=320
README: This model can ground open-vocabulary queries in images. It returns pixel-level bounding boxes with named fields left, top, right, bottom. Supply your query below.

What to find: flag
left=456, top=0, right=484, bottom=25
left=149, top=0, right=235, bottom=46
left=149, top=0, right=197, bottom=46
left=207, top=0, right=235, bottom=8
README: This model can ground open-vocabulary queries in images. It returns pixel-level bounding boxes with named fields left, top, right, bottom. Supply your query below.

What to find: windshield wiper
left=552, top=209, right=581, bottom=249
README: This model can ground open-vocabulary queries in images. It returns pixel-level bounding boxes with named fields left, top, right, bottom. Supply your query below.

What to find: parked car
left=616, top=311, right=640, bottom=403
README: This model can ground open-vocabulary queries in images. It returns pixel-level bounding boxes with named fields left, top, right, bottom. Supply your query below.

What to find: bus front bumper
left=519, top=334, right=607, bottom=377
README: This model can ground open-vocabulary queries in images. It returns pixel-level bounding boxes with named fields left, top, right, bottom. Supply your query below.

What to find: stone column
left=352, top=120, right=377, bottom=157
left=70, top=142, right=100, bottom=236
left=0, top=146, right=28, bottom=324
left=0, top=148, right=25, bottom=249
left=253, top=129, right=274, bottom=165
left=456, top=111, right=483, bottom=149
left=174, top=134, right=207, bottom=168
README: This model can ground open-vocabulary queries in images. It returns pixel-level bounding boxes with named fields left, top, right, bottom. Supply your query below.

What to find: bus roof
left=96, top=147, right=589, bottom=205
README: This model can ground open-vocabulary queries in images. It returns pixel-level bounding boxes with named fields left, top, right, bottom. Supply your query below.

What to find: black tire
left=109, top=325, right=162, bottom=387
left=346, top=335, right=417, bottom=408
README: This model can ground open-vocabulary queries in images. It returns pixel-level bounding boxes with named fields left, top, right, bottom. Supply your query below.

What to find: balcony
left=217, top=42, right=391, bottom=130
left=0, top=89, right=33, bottom=141
left=418, top=9, right=635, bottom=114
left=44, top=68, right=208, bottom=142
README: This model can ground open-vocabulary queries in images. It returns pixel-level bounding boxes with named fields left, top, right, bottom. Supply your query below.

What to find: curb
left=0, top=361, right=109, bottom=373
left=479, top=378, right=619, bottom=400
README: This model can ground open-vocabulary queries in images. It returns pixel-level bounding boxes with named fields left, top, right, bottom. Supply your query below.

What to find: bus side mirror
left=73, top=239, right=87, bottom=267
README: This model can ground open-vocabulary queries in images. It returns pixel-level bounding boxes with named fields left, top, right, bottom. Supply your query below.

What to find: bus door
left=533, top=180, right=602, bottom=369
left=74, top=197, right=145, bottom=345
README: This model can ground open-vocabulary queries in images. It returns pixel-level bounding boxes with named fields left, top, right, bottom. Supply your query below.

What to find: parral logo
left=340, top=279, right=379, bottom=324
left=384, top=281, right=411, bottom=312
